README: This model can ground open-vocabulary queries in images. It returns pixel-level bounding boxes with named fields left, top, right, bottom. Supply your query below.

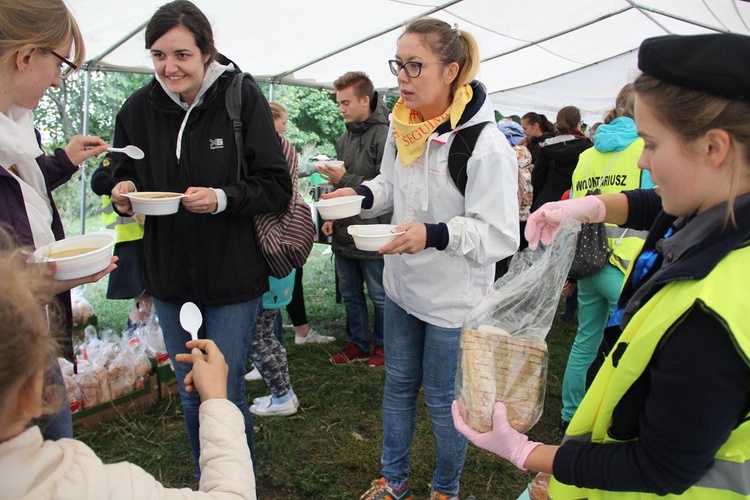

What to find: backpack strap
left=226, top=71, right=248, bottom=180
left=447, top=121, right=492, bottom=196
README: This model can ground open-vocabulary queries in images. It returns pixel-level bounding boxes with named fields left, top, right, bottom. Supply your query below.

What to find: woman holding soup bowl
left=324, top=18, right=519, bottom=499
left=109, top=0, right=291, bottom=475
left=0, top=0, right=116, bottom=440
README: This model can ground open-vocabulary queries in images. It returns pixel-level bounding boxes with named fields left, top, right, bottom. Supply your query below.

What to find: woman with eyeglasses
left=323, top=17, right=519, bottom=500
left=0, top=0, right=114, bottom=441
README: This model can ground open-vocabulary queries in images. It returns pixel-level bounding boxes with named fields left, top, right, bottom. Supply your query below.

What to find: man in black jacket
left=319, top=71, right=390, bottom=367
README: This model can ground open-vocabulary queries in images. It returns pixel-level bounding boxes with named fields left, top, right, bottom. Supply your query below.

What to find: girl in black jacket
left=110, top=0, right=291, bottom=476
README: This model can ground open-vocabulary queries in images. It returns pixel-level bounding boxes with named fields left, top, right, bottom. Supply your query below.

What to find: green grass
left=74, top=243, right=577, bottom=499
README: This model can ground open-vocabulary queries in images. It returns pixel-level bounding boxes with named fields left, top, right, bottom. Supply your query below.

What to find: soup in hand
left=47, top=247, right=99, bottom=259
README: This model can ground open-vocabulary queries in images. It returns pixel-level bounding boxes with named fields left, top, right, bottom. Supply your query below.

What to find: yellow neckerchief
left=392, top=84, right=473, bottom=166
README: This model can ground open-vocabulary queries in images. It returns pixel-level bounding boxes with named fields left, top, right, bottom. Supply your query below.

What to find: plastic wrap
left=527, top=472, right=552, bottom=500
left=71, top=287, right=95, bottom=329
left=58, top=358, right=83, bottom=413
left=73, top=359, right=112, bottom=407
left=456, top=222, right=578, bottom=433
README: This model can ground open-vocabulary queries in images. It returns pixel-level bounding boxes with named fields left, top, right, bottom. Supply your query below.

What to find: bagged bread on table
left=456, top=222, right=578, bottom=433
left=73, top=358, right=112, bottom=407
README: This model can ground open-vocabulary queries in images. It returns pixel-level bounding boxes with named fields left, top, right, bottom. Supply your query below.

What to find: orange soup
left=47, top=247, right=99, bottom=259
left=135, top=192, right=181, bottom=199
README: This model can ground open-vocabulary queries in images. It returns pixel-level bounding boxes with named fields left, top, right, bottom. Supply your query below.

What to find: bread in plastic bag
left=528, top=472, right=552, bottom=500
left=456, top=222, right=578, bottom=433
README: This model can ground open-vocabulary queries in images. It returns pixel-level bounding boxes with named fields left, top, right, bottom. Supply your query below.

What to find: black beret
left=638, top=33, right=750, bottom=101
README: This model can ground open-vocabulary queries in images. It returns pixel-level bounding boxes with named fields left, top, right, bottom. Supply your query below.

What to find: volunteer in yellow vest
left=452, top=32, right=750, bottom=498
left=559, top=83, right=655, bottom=434
left=91, top=157, right=150, bottom=328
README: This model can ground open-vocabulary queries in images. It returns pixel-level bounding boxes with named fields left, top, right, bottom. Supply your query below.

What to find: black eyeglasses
left=50, top=50, right=77, bottom=79
left=388, top=59, right=444, bottom=78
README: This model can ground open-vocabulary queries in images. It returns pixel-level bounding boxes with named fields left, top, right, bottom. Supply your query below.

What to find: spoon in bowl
left=179, top=301, right=202, bottom=342
left=107, top=145, right=145, bottom=160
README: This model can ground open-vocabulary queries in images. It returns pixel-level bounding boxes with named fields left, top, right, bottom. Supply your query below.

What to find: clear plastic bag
left=527, top=472, right=552, bottom=500
left=456, top=222, right=578, bottom=433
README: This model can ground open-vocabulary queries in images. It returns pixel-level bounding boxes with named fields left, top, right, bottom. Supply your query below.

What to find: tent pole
left=80, top=69, right=92, bottom=235
left=269, top=83, right=275, bottom=102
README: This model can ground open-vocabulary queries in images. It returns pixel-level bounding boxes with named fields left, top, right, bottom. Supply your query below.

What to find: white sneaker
left=253, top=394, right=299, bottom=406
left=249, top=394, right=299, bottom=417
left=243, top=367, right=262, bottom=381
left=295, top=328, right=335, bottom=345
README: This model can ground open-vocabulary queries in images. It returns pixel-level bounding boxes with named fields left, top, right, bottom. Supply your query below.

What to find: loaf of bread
left=528, top=472, right=551, bottom=500
left=459, top=326, right=547, bottom=433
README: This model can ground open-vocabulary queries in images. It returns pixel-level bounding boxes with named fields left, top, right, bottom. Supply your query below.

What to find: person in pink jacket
left=0, top=232, right=256, bottom=499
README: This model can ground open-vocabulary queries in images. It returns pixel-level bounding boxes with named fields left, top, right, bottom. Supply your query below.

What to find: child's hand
left=175, top=339, right=228, bottom=401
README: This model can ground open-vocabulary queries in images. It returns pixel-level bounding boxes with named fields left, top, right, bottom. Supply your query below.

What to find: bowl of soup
left=347, top=224, right=405, bottom=252
left=315, top=195, right=364, bottom=220
left=33, top=230, right=116, bottom=280
left=124, top=191, right=185, bottom=215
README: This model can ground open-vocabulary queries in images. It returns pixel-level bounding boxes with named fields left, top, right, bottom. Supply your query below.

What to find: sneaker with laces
left=330, top=343, right=369, bottom=365
left=368, top=345, right=385, bottom=367
left=360, top=478, right=413, bottom=500
left=252, top=393, right=299, bottom=407
left=295, top=328, right=335, bottom=345
left=249, top=394, right=299, bottom=417
left=243, top=367, right=262, bottom=381
left=429, top=489, right=458, bottom=500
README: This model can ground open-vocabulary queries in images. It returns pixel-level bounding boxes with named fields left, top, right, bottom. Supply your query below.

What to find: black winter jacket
left=112, top=62, right=291, bottom=305
left=531, top=134, right=592, bottom=212
left=331, top=92, right=391, bottom=259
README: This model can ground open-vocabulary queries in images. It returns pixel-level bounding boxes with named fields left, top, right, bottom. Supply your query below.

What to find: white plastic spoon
left=108, top=145, right=145, bottom=160
left=179, top=302, right=202, bottom=342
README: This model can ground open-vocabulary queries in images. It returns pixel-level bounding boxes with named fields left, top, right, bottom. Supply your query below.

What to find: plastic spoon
left=108, top=145, right=145, bottom=159
left=179, top=302, right=202, bottom=342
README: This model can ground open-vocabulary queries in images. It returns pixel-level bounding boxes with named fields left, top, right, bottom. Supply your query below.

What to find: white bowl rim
left=316, top=195, right=364, bottom=207
left=33, top=231, right=116, bottom=262
left=348, top=224, right=405, bottom=238
left=125, top=191, right=186, bottom=201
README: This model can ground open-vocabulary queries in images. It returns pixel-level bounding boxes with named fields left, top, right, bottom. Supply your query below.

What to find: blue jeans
left=335, top=255, right=385, bottom=353
left=561, top=264, right=625, bottom=422
left=153, top=297, right=260, bottom=474
left=36, top=360, right=73, bottom=440
left=380, top=297, right=467, bottom=496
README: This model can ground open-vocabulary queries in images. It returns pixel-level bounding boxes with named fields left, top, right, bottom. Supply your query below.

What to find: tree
left=34, top=71, right=151, bottom=232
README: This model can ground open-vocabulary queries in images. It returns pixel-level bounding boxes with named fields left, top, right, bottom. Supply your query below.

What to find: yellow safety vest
left=571, top=140, right=648, bottom=274
left=101, top=195, right=144, bottom=244
left=549, top=244, right=750, bottom=499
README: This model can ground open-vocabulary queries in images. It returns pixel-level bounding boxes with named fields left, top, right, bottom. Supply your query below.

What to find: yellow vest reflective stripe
left=549, top=244, right=750, bottom=499
left=571, top=140, right=647, bottom=274
left=100, top=195, right=144, bottom=244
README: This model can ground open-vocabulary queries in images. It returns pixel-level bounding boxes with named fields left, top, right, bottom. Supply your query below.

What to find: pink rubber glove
left=525, top=196, right=606, bottom=250
left=452, top=401, right=542, bottom=470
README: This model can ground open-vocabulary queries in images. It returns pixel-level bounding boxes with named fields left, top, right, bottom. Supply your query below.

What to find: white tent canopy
left=68, top=0, right=750, bottom=123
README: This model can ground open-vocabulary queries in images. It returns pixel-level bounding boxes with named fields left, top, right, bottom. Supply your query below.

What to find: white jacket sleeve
left=444, top=128, right=520, bottom=267
left=361, top=123, right=396, bottom=218
left=106, top=399, right=256, bottom=500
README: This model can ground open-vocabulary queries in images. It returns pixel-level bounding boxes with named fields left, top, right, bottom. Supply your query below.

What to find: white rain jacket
left=0, top=399, right=255, bottom=500
left=362, top=83, right=519, bottom=328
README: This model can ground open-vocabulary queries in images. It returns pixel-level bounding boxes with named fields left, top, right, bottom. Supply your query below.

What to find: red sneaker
left=368, top=345, right=385, bottom=367
left=330, top=343, right=369, bottom=365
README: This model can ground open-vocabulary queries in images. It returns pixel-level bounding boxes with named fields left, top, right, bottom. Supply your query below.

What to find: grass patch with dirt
left=75, top=243, right=577, bottom=499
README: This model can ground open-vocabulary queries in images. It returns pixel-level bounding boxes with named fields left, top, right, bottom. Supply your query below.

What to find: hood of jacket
left=594, top=116, right=639, bottom=153
left=540, top=133, right=592, bottom=164
left=153, top=55, right=234, bottom=160
left=498, top=120, right=525, bottom=146
left=344, top=91, right=390, bottom=134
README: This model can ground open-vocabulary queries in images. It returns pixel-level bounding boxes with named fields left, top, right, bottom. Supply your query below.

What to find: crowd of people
left=1, top=0, right=749, bottom=498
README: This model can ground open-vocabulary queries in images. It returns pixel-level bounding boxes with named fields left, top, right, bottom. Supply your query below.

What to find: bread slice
left=458, top=327, right=547, bottom=432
